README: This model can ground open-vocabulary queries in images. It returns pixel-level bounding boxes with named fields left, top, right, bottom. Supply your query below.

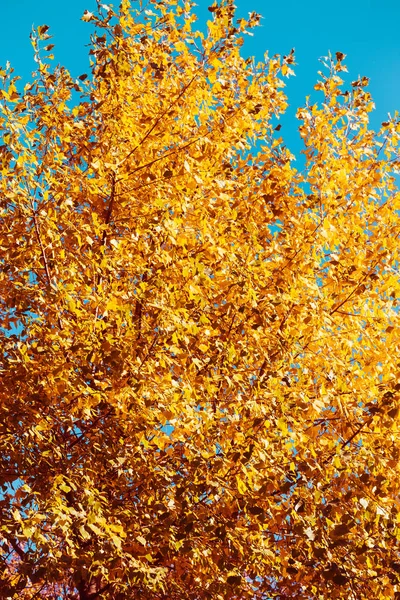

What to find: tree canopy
left=1, top=1, right=400, bottom=598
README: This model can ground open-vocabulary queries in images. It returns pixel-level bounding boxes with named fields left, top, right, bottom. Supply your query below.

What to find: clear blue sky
left=1, top=0, right=399, bottom=153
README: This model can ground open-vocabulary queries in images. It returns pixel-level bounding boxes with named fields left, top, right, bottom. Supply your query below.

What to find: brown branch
left=31, top=203, right=64, bottom=331
left=137, top=332, right=159, bottom=373
left=330, top=258, right=380, bottom=316
left=321, top=415, right=373, bottom=466
left=3, top=531, right=26, bottom=560
left=104, top=171, right=116, bottom=228
left=94, top=171, right=117, bottom=325
left=340, top=416, right=373, bottom=450
left=117, top=136, right=200, bottom=183
left=28, top=584, right=47, bottom=600
left=32, top=213, right=51, bottom=287
left=118, top=74, right=198, bottom=168
left=67, top=407, right=114, bottom=450
left=88, top=583, right=112, bottom=600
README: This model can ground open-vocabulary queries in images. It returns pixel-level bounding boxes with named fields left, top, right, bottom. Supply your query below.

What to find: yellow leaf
left=136, top=535, right=147, bottom=546
left=79, top=526, right=90, bottom=540
left=236, top=476, right=247, bottom=495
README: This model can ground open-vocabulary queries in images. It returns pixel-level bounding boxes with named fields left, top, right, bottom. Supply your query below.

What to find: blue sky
left=1, top=0, right=399, bottom=153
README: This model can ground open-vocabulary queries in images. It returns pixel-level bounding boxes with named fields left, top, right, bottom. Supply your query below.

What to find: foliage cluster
left=1, top=1, right=400, bottom=598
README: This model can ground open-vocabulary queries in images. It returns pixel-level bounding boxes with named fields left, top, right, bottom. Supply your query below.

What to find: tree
left=1, top=0, right=400, bottom=597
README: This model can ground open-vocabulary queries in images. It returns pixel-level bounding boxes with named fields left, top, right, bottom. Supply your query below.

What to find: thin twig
left=30, top=200, right=64, bottom=331
left=118, top=74, right=198, bottom=168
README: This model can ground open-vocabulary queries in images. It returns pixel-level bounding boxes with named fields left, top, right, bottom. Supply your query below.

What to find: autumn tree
left=1, top=0, right=400, bottom=598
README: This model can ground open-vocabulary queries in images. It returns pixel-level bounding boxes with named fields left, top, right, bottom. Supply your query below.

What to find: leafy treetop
left=1, top=1, right=400, bottom=598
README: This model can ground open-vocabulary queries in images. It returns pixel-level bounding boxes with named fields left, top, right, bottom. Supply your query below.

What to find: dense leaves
left=1, top=1, right=400, bottom=598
